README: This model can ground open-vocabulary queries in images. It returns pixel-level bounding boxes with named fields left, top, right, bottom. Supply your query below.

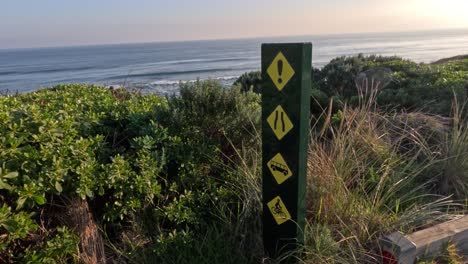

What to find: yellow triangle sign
left=267, top=153, right=293, bottom=184
left=266, top=105, right=294, bottom=140
left=267, top=52, right=295, bottom=91
left=267, top=196, right=291, bottom=225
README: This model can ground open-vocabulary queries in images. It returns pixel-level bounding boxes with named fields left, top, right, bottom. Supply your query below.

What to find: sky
left=1, top=0, right=468, bottom=49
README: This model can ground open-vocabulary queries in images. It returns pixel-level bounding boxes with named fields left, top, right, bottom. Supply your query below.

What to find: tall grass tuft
left=303, top=87, right=463, bottom=263
left=440, top=98, right=468, bottom=197
left=217, top=114, right=264, bottom=263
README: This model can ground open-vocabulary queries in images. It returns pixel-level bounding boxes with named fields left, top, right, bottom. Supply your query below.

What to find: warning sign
left=262, top=43, right=312, bottom=258
left=267, top=196, right=291, bottom=225
left=267, top=105, right=294, bottom=140
left=267, top=153, right=292, bottom=184
left=266, top=52, right=295, bottom=91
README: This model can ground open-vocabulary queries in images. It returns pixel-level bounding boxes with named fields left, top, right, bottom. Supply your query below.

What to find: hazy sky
left=1, top=0, right=468, bottom=49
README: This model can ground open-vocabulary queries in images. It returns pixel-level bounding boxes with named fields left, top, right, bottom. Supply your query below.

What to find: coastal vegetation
left=238, top=54, right=467, bottom=117
left=0, top=55, right=467, bottom=263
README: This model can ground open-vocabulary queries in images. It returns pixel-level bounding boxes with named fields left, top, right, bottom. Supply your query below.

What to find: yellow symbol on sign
left=267, top=196, right=291, bottom=225
left=267, top=52, right=295, bottom=91
left=267, top=153, right=292, bottom=184
left=267, top=105, right=293, bottom=140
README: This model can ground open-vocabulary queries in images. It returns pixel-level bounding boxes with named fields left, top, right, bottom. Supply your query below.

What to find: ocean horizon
left=1, top=28, right=467, bottom=95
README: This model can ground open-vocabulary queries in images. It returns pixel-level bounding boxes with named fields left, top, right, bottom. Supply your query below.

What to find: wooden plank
left=408, top=216, right=468, bottom=257
left=381, top=231, right=416, bottom=264
left=380, top=216, right=468, bottom=263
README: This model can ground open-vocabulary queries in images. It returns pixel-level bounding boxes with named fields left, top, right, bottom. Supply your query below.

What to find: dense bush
left=0, top=83, right=261, bottom=263
left=233, top=71, right=262, bottom=93
left=0, top=85, right=166, bottom=261
left=312, top=55, right=468, bottom=116
left=238, top=55, right=468, bottom=117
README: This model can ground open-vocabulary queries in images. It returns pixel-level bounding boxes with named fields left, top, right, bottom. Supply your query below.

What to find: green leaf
left=16, top=197, right=27, bottom=210
left=55, top=182, right=63, bottom=193
left=85, top=188, right=93, bottom=198
left=2, top=219, right=18, bottom=233
left=0, top=181, right=12, bottom=191
left=33, top=195, right=46, bottom=205
left=3, top=172, right=18, bottom=179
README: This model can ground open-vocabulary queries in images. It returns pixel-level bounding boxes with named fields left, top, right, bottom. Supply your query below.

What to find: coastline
left=1, top=30, right=467, bottom=94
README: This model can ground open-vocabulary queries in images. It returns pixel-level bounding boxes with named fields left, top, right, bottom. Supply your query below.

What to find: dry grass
left=302, top=91, right=464, bottom=263
left=440, top=98, right=468, bottom=197
left=217, top=89, right=466, bottom=263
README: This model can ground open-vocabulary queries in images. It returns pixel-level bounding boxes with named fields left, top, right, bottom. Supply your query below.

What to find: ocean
left=1, top=29, right=467, bottom=95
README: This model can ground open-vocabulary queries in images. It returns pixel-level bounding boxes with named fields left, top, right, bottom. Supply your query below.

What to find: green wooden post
left=261, top=43, right=311, bottom=259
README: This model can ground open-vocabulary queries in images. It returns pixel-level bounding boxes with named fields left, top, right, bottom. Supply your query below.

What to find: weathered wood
left=381, top=232, right=416, bottom=264
left=380, top=216, right=468, bottom=263
left=408, top=216, right=468, bottom=257
left=67, top=197, right=107, bottom=264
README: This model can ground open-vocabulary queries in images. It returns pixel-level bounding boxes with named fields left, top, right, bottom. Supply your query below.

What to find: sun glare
left=423, top=0, right=468, bottom=26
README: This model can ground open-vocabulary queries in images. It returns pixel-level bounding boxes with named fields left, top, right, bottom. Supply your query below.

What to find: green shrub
left=0, top=81, right=261, bottom=262
left=21, top=227, right=79, bottom=264
left=0, top=85, right=177, bottom=261
left=133, top=80, right=262, bottom=261
left=233, top=71, right=262, bottom=93
left=239, top=55, right=467, bottom=117
left=158, top=80, right=260, bottom=156
left=314, top=55, right=468, bottom=116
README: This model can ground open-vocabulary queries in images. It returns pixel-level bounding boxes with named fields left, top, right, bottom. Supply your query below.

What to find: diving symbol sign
left=267, top=196, right=292, bottom=225
left=267, top=52, right=295, bottom=91
left=267, top=105, right=293, bottom=140
left=267, top=153, right=293, bottom=184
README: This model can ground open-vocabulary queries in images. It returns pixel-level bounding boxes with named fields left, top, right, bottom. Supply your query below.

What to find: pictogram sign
left=267, top=52, right=295, bottom=91
left=267, top=196, right=292, bottom=225
left=266, top=105, right=293, bottom=140
left=267, top=153, right=293, bottom=184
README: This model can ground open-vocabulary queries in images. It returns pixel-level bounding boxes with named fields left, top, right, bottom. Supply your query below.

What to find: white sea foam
left=150, top=76, right=238, bottom=86
left=150, top=80, right=181, bottom=85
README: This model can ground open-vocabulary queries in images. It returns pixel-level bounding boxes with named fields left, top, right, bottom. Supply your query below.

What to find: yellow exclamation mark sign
left=267, top=52, right=295, bottom=91
left=277, top=59, right=283, bottom=85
